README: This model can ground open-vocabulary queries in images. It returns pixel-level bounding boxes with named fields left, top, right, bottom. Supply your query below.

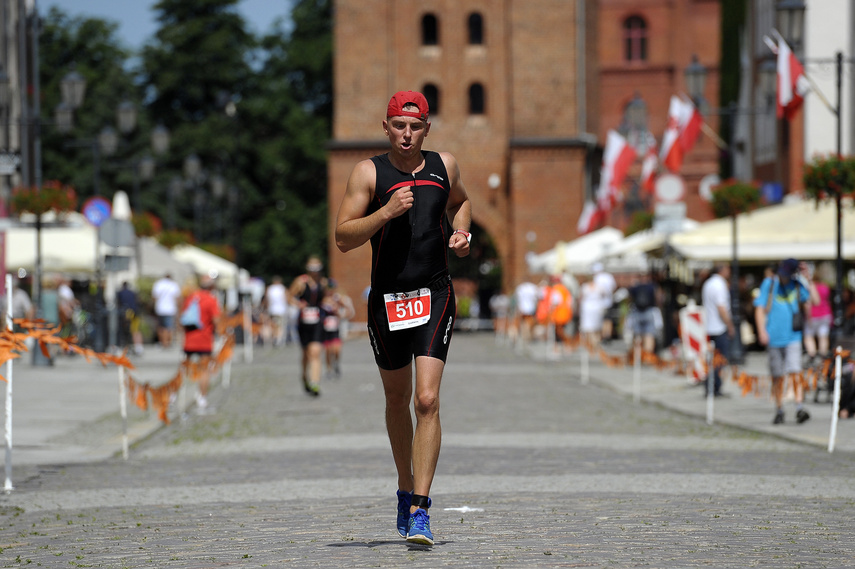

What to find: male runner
left=335, top=90, right=471, bottom=545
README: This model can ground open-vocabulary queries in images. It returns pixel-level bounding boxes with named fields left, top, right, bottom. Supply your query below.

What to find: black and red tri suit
left=365, top=150, right=457, bottom=370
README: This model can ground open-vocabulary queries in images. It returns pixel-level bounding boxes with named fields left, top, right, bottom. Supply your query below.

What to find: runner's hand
left=385, top=187, right=414, bottom=218
left=449, top=232, right=470, bottom=257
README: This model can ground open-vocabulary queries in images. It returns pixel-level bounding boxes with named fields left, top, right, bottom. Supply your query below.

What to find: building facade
left=595, top=0, right=722, bottom=227
left=804, top=0, right=854, bottom=158
left=327, top=0, right=723, bottom=308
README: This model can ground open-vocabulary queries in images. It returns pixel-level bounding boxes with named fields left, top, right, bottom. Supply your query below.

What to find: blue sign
left=761, top=182, right=783, bottom=205
left=82, top=197, right=112, bottom=227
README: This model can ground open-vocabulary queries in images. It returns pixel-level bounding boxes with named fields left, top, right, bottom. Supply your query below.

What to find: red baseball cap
left=386, top=90, right=429, bottom=121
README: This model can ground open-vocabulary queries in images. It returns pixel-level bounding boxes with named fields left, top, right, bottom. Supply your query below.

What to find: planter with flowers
left=11, top=180, right=77, bottom=218
left=803, top=154, right=855, bottom=202
left=710, top=179, right=762, bottom=219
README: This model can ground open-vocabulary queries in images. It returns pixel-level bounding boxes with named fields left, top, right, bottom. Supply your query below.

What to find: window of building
left=468, top=83, right=485, bottom=115
left=467, top=13, right=483, bottom=45
left=422, top=14, right=439, bottom=46
left=623, top=15, right=647, bottom=62
left=423, top=84, right=439, bottom=116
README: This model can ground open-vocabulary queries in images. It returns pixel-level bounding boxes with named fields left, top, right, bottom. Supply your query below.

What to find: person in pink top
left=804, top=263, right=832, bottom=364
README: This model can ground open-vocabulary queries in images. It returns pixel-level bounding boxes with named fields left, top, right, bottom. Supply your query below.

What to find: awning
left=665, top=196, right=855, bottom=263
left=526, top=227, right=624, bottom=275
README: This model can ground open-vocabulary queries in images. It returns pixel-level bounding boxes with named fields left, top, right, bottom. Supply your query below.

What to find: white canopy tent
left=130, top=238, right=196, bottom=286
left=664, top=197, right=855, bottom=262
left=4, top=212, right=97, bottom=277
left=2, top=214, right=242, bottom=291
left=599, top=218, right=701, bottom=273
left=170, top=244, right=249, bottom=290
left=526, top=227, right=624, bottom=275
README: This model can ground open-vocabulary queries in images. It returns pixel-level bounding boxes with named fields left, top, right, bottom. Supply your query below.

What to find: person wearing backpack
left=181, top=274, right=221, bottom=412
left=628, top=275, right=658, bottom=353
left=753, top=258, right=818, bottom=425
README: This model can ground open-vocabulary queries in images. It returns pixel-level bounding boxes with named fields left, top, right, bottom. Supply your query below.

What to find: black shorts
left=298, top=322, right=324, bottom=347
left=367, top=278, right=456, bottom=370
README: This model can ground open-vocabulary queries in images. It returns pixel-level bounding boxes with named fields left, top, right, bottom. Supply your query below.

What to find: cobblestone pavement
left=2, top=333, right=855, bottom=568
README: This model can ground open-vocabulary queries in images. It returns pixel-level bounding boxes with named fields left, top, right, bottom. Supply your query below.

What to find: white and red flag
left=660, top=95, right=702, bottom=173
left=598, top=129, right=637, bottom=208
left=776, top=37, right=810, bottom=120
left=576, top=199, right=606, bottom=235
left=639, top=136, right=658, bottom=195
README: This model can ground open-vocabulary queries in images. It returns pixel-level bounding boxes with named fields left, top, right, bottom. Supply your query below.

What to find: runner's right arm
left=335, top=159, right=412, bottom=253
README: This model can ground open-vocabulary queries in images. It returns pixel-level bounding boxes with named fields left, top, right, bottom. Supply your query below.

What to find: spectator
left=55, top=277, right=79, bottom=338
left=628, top=275, right=658, bottom=354
left=546, top=274, right=573, bottom=351
left=116, top=281, right=144, bottom=355
left=578, top=275, right=605, bottom=348
left=701, top=264, right=735, bottom=397
left=804, top=262, right=833, bottom=366
left=152, top=272, right=182, bottom=349
left=489, top=291, right=511, bottom=342
left=2, top=277, right=35, bottom=330
left=181, top=274, right=221, bottom=412
left=753, top=258, right=818, bottom=425
left=592, top=263, right=617, bottom=341
left=514, top=280, right=539, bottom=350
left=263, top=276, right=289, bottom=347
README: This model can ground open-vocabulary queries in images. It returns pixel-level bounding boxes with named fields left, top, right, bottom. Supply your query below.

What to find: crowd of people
left=490, top=256, right=850, bottom=424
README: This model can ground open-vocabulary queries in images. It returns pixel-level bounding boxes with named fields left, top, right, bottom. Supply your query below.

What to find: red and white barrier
left=679, top=302, right=707, bottom=384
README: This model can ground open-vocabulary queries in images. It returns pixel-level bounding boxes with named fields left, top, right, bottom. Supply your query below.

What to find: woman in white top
left=578, top=277, right=605, bottom=347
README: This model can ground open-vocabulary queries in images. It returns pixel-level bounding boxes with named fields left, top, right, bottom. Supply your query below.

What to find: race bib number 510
left=384, top=288, right=431, bottom=331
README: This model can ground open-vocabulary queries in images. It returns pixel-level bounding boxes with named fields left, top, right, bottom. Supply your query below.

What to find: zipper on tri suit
left=408, top=173, right=417, bottom=231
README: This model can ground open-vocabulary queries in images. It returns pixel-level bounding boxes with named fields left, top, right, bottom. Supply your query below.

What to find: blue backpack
left=180, top=297, right=203, bottom=331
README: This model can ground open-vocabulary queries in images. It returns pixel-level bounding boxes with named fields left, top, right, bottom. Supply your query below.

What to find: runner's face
left=384, top=116, right=429, bottom=157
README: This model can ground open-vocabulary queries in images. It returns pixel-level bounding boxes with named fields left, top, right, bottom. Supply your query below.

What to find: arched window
left=422, top=84, right=439, bottom=116
left=467, top=13, right=484, bottom=45
left=468, top=83, right=485, bottom=115
left=422, top=14, right=439, bottom=46
left=623, top=15, right=647, bottom=62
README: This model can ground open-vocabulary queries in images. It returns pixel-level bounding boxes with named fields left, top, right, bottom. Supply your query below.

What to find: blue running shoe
left=396, top=490, right=412, bottom=538
left=406, top=508, right=434, bottom=545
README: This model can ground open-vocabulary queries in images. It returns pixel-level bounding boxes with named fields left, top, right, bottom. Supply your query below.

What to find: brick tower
left=328, top=0, right=598, bottom=312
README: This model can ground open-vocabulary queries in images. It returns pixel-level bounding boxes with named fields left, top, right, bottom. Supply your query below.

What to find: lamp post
left=168, top=176, right=182, bottom=231
left=183, top=153, right=204, bottom=242
left=685, top=56, right=777, bottom=365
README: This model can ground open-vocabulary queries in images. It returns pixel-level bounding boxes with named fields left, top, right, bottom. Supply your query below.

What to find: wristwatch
left=453, top=229, right=472, bottom=244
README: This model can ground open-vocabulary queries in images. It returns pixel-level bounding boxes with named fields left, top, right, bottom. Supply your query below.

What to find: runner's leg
left=380, top=363, right=415, bottom=492
left=410, top=355, right=443, bottom=512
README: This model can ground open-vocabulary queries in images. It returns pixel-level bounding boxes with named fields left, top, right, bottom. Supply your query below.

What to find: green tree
left=140, top=0, right=256, bottom=243
left=238, top=0, right=332, bottom=278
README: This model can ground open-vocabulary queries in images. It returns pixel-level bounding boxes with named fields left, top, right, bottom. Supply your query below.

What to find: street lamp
left=685, top=57, right=777, bottom=365
left=775, top=1, right=805, bottom=55
left=60, top=69, right=86, bottom=111
left=684, top=55, right=707, bottom=106
left=116, top=100, right=137, bottom=135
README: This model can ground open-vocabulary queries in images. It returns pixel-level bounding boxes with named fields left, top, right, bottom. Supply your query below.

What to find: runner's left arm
left=441, top=152, right=471, bottom=258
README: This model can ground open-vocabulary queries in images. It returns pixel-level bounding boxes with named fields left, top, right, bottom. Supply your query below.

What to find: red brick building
left=327, top=0, right=722, bottom=309
left=594, top=0, right=722, bottom=228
